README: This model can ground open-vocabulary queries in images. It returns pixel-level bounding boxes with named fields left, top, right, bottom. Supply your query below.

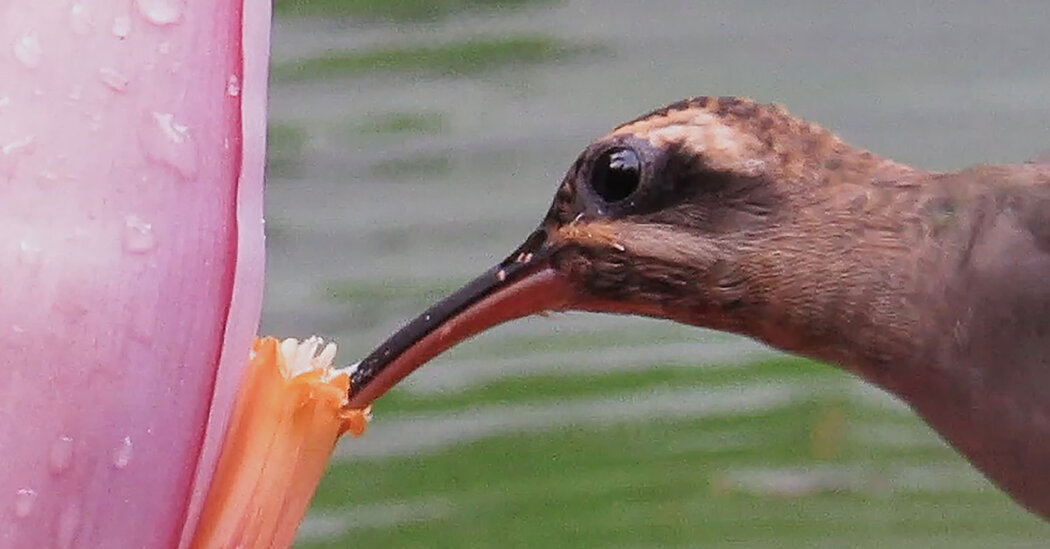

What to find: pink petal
left=176, top=0, right=270, bottom=546
left=0, top=0, right=267, bottom=547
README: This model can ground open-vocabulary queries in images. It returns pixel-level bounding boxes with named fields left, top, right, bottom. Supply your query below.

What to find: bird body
left=349, top=97, right=1050, bottom=519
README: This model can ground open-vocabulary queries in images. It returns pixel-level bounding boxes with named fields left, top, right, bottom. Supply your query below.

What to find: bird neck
left=735, top=162, right=930, bottom=388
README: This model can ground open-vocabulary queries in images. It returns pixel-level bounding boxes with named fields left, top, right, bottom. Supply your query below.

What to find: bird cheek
left=549, top=246, right=596, bottom=286
left=554, top=249, right=647, bottom=309
left=704, top=258, right=750, bottom=309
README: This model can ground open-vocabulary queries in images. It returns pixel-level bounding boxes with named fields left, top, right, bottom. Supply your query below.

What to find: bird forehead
left=606, top=108, right=766, bottom=175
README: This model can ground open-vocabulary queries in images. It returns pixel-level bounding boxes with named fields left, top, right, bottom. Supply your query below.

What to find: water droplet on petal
left=98, top=68, right=129, bottom=92
left=14, top=489, right=36, bottom=518
left=37, top=171, right=59, bottom=185
left=14, top=240, right=41, bottom=279
left=56, top=502, right=80, bottom=549
left=139, top=112, right=197, bottom=179
left=112, top=436, right=133, bottom=469
left=69, top=3, right=92, bottom=35
left=50, top=436, right=75, bottom=475
left=67, top=85, right=83, bottom=101
left=18, top=240, right=40, bottom=265
left=123, top=215, right=155, bottom=253
left=112, top=15, right=130, bottom=39
left=2, top=136, right=34, bottom=157
left=13, top=32, right=42, bottom=68
left=1, top=136, right=36, bottom=179
left=89, top=113, right=104, bottom=133
left=226, top=74, right=241, bottom=97
left=0, top=97, right=10, bottom=108
left=134, top=0, right=183, bottom=26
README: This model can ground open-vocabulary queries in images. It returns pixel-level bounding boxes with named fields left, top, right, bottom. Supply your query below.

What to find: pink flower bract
left=0, top=0, right=270, bottom=547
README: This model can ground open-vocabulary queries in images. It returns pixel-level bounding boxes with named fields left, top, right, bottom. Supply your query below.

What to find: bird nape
left=346, top=96, right=1050, bottom=521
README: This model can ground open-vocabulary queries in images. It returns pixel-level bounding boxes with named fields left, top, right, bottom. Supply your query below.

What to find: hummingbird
left=346, top=96, right=1050, bottom=520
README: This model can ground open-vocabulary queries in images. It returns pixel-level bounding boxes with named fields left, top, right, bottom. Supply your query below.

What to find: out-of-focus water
left=263, top=2, right=1050, bottom=547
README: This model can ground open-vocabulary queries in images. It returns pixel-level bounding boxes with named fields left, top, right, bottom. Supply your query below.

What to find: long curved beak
left=346, top=229, right=577, bottom=408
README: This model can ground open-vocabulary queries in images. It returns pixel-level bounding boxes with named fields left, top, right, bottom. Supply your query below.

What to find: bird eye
left=589, top=147, right=641, bottom=204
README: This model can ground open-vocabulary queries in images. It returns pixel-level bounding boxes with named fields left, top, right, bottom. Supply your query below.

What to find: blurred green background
left=261, top=1, right=1050, bottom=547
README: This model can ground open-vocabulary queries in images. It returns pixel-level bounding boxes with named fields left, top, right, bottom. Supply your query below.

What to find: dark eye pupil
left=590, top=148, right=641, bottom=203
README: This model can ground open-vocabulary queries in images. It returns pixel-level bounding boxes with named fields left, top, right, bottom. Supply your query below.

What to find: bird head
left=346, top=96, right=915, bottom=407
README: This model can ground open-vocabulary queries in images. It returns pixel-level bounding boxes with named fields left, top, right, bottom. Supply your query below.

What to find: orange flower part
left=190, top=337, right=369, bottom=549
